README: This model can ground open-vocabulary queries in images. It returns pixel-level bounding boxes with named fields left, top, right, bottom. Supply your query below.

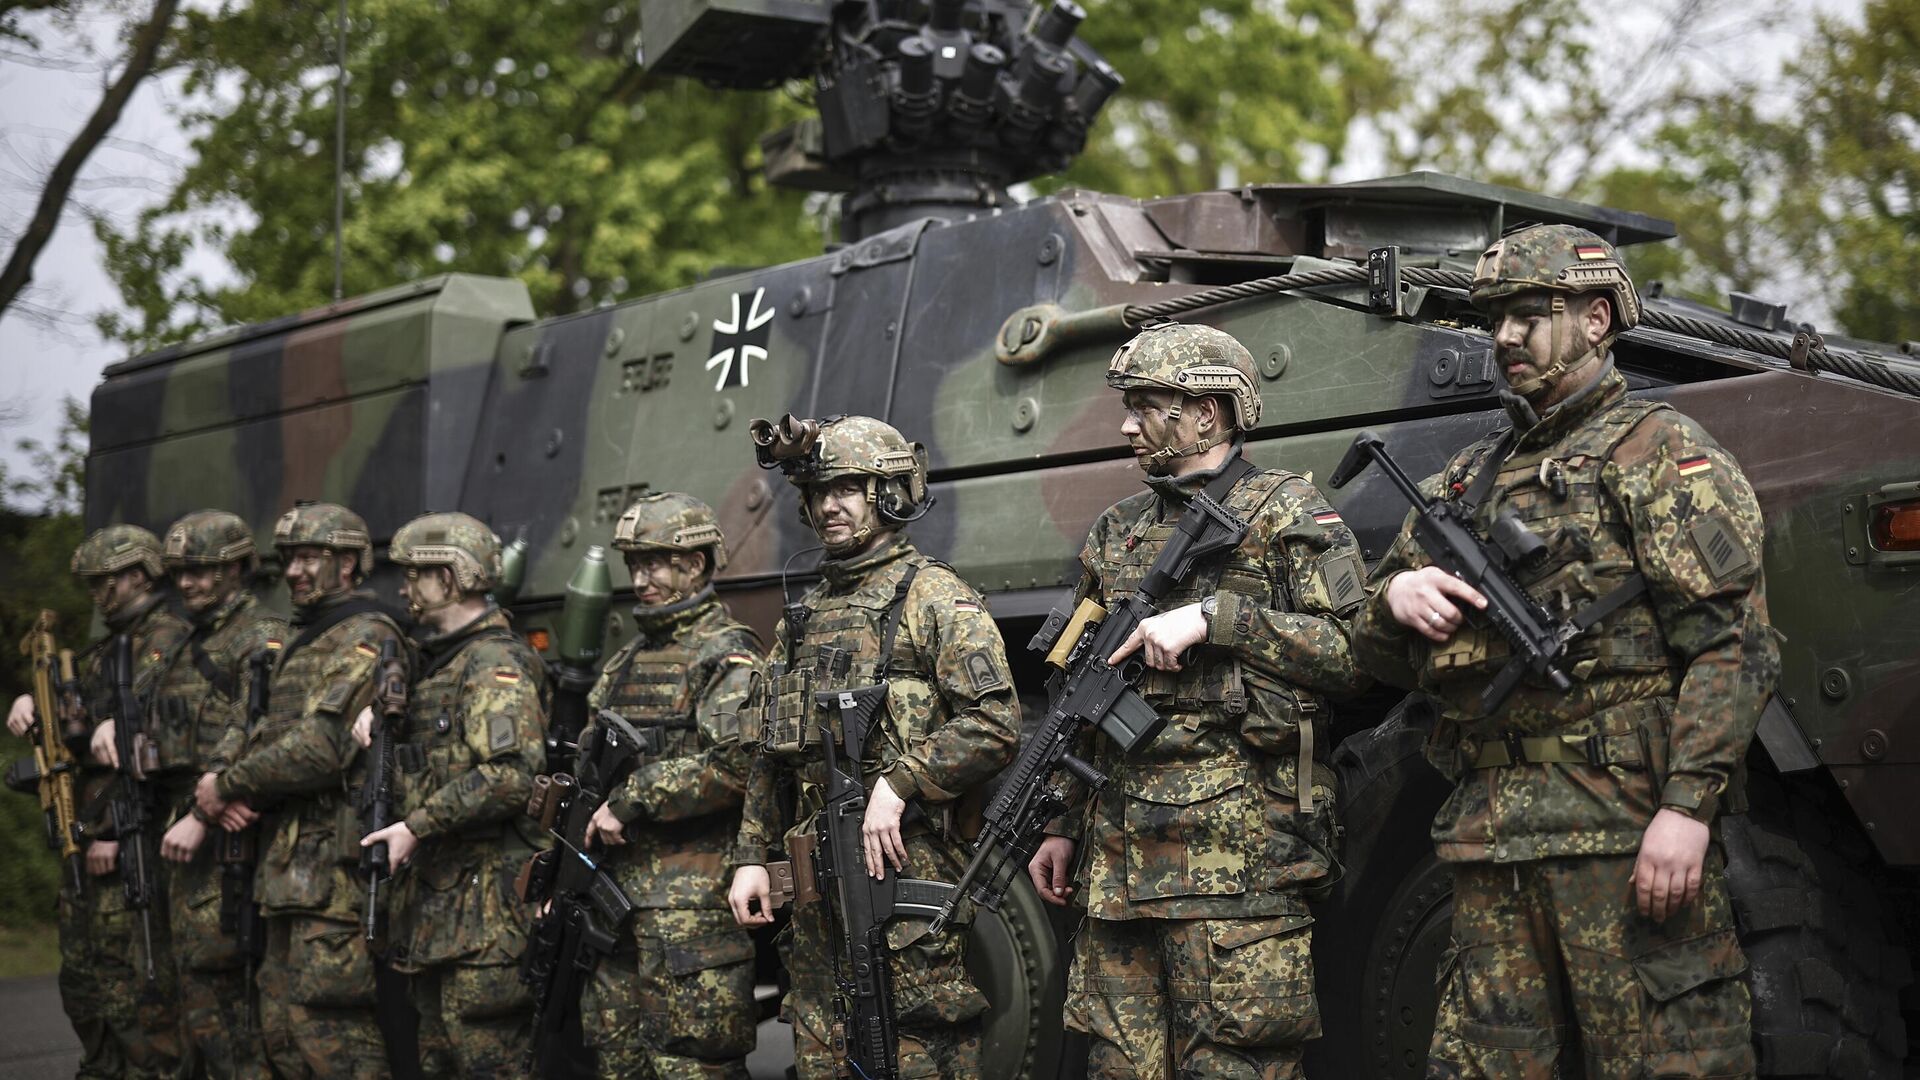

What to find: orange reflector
left=527, top=628, right=553, bottom=653
left=1871, top=501, right=1920, bottom=551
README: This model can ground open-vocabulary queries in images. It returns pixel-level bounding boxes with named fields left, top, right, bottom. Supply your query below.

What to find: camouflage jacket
left=1055, top=453, right=1367, bottom=921
left=1350, top=365, right=1779, bottom=863
left=79, top=590, right=191, bottom=835
left=734, top=533, right=1020, bottom=866
left=216, top=592, right=407, bottom=920
left=150, top=590, right=287, bottom=815
left=584, top=594, right=762, bottom=909
left=388, top=607, right=545, bottom=972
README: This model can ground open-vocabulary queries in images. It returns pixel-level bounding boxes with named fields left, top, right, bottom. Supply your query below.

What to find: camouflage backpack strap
left=875, top=561, right=922, bottom=681
left=187, top=635, right=237, bottom=700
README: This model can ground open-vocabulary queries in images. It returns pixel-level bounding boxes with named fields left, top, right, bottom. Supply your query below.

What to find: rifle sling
left=1457, top=430, right=1518, bottom=515
left=188, top=638, right=236, bottom=700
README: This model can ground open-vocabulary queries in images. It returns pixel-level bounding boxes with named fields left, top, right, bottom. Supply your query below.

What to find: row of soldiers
left=11, top=223, right=1774, bottom=1078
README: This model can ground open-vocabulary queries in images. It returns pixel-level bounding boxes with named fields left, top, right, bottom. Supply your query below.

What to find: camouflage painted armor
left=148, top=573, right=285, bottom=1080
left=1350, top=364, right=1776, bottom=1076
left=579, top=594, right=764, bottom=1076
left=735, top=533, right=1020, bottom=1079
left=59, top=585, right=189, bottom=1080
left=385, top=606, right=546, bottom=1077
left=1055, top=450, right=1366, bottom=1078
left=214, top=590, right=406, bottom=1078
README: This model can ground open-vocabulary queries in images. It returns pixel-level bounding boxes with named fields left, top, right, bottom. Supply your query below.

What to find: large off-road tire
left=1724, top=770, right=1911, bottom=1078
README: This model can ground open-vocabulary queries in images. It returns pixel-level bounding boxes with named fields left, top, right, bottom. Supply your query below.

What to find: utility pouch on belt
left=783, top=830, right=821, bottom=909
left=761, top=670, right=817, bottom=753
left=761, top=860, right=798, bottom=911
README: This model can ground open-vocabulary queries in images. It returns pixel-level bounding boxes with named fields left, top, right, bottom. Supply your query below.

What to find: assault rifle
left=518, top=708, right=646, bottom=1077
left=108, top=632, right=163, bottom=985
left=217, top=648, right=274, bottom=1004
left=360, top=636, right=406, bottom=941
left=811, top=646, right=965, bottom=1080
left=1328, top=429, right=1614, bottom=712
left=928, top=468, right=1251, bottom=933
left=3, top=611, right=88, bottom=892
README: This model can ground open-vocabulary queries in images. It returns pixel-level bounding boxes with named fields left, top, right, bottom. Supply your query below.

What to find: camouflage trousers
left=1429, top=850, right=1754, bottom=1079
left=257, top=912, right=389, bottom=1078
left=167, top=845, right=265, bottom=1079
left=58, top=861, right=181, bottom=1080
left=782, top=832, right=988, bottom=1079
left=1062, top=910, right=1319, bottom=1080
left=409, top=960, right=533, bottom=1078
left=581, top=906, right=757, bottom=1079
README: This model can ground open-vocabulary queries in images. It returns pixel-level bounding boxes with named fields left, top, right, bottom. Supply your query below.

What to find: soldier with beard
left=728, top=415, right=1020, bottom=1079
left=9, top=526, right=189, bottom=1079
left=194, top=502, right=406, bottom=1078
left=574, top=493, right=764, bottom=1078
left=353, top=511, right=546, bottom=1077
left=1350, top=224, right=1776, bottom=1078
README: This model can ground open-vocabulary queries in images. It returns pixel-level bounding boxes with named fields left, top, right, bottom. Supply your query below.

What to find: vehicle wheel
left=968, top=873, right=1065, bottom=1079
left=1724, top=770, right=1911, bottom=1078
left=1310, top=695, right=1454, bottom=1079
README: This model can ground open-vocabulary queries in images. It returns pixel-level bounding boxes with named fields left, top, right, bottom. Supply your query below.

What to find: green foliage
left=0, top=398, right=91, bottom=929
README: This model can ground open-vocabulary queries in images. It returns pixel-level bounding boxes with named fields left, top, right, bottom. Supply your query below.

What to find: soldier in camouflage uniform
left=1026, top=323, right=1368, bottom=1079
left=728, top=415, right=1020, bottom=1079
left=576, top=493, right=765, bottom=1078
left=142, top=510, right=288, bottom=1078
left=351, top=511, right=546, bottom=1077
left=1348, top=224, right=1778, bottom=1079
left=7, top=526, right=189, bottom=1078
left=193, top=502, right=406, bottom=1078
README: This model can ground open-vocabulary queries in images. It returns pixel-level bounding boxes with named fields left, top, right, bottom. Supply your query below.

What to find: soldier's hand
left=361, top=821, right=419, bottom=868
left=1109, top=603, right=1209, bottom=671
left=1634, top=808, right=1709, bottom=921
left=194, top=771, right=228, bottom=819
left=862, top=777, right=909, bottom=880
left=350, top=705, right=375, bottom=749
left=729, top=865, right=775, bottom=927
left=586, top=802, right=627, bottom=847
left=162, top=813, right=208, bottom=863
left=1029, top=835, right=1077, bottom=907
left=1385, top=567, right=1487, bottom=642
left=86, top=840, right=119, bottom=877
left=91, top=719, right=120, bottom=769
left=219, top=801, right=259, bottom=832
left=7, top=693, right=34, bottom=736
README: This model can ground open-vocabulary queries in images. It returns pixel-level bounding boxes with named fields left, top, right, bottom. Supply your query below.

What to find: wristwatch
left=1200, top=595, right=1219, bottom=626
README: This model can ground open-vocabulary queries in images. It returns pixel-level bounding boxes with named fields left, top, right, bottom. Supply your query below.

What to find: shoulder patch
left=1323, top=552, right=1366, bottom=610
left=960, top=648, right=1008, bottom=696
left=354, top=642, right=378, bottom=658
left=493, top=668, right=523, bottom=685
left=1689, top=515, right=1753, bottom=584
left=952, top=599, right=982, bottom=613
left=1311, top=509, right=1343, bottom=527
left=1676, top=453, right=1713, bottom=477
left=722, top=652, right=758, bottom=667
left=489, top=710, right=516, bottom=752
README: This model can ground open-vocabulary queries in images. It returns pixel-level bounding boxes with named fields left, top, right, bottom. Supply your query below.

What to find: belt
left=1468, top=699, right=1665, bottom=770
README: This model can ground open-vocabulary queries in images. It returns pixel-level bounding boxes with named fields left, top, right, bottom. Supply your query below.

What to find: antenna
left=332, top=0, right=347, bottom=302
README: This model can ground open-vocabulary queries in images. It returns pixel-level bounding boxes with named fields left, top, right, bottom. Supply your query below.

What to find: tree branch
left=0, top=0, right=180, bottom=317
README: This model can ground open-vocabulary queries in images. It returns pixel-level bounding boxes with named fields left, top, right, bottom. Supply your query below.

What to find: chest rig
left=395, top=626, right=519, bottom=810
left=255, top=603, right=401, bottom=820
left=149, top=598, right=251, bottom=780
left=1431, top=398, right=1677, bottom=705
left=597, top=633, right=703, bottom=761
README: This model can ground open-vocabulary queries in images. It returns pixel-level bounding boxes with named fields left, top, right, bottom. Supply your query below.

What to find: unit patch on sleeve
left=961, top=649, right=1008, bottom=695
left=489, top=710, right=516, bottom=752
left=1689, top=515, right=1752, bottom=584
left=1323, top=552, right=1366, bottom=610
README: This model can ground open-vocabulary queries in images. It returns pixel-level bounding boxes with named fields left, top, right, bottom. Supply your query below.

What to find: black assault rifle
left=928, top=472, right=1251, bottom=934
left=108, top=632, right=163, bottom=985
left=518, top=708, right=646, bottom=1077
left=217, top=648, right=273, bottom=1021
left=359, top=636, right=406, bottom=941
left=1328, top=429, right=1620, bottom=712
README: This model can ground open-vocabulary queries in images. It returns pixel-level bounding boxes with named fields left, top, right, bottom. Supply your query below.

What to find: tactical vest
left=396, top=626, right=530, bottom=838
left=149, top=594, right=281, bottom=802
left=1427, top=399, right=1680, bottom=728
left=76, top=599, right=188, bottom=830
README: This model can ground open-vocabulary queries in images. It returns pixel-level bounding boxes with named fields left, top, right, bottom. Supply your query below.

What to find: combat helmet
left=1470, top=223, right=1642, bottom=333
left=750, top=414, right=932, bottom=528
left=164, top=510, right=257, bottom=571
left=1106, top=321, right=1264, bottom=432
left=273, top=502, right=374, bottom=583
left=389, top=512, right=503, bottom=594
left=613, top=492, right=728, bottom=572
left=72, top=524, right=165, bottom=581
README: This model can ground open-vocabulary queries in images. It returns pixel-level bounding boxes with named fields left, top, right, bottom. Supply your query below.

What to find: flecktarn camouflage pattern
left=1105, top=320, right=1265, bottom=431
left=72, top=524, right=165, bottom=580
left=387, top=511, right=504, bottom=593
left=1470, top=222, right=1642, bottom=332
left=162, top=510, right=257, bottom=569
left=272, top=503, right=373, bottom=579
left=612, top=491, right=730, bottom=570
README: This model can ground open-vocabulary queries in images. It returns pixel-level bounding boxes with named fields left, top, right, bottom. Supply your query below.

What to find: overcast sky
left=0, top=0, right=1866, bottom=504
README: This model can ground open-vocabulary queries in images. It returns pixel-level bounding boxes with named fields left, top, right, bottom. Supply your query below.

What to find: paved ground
left=0, top=974, right=795, bottom=1079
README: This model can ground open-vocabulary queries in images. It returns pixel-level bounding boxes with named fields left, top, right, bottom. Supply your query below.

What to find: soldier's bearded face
left=1489, top=291, right=1610, bottom=403
left=808, top=476, right=880, bottom=554
left=173, top=565, right=233, bottom=614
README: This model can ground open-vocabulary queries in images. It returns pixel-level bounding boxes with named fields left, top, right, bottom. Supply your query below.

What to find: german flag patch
left=722, top=653, right=757, bottom=667
left=354, top=642, right=378, bottom=657
left=1312, top=509, right=1343, bottom=526
left=1575, top=244, right=1609, bottom=261
left=953, top=600, right=982, bottom=613
left=493, top=669, right=522, bottom=685
left=1677, top=454, right=1713, bottom=477
left=265, top=638, right=283, bottom=652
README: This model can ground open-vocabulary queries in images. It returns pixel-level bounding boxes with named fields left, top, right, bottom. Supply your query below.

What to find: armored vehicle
left=84, top=1, right=1920, bottom=1075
